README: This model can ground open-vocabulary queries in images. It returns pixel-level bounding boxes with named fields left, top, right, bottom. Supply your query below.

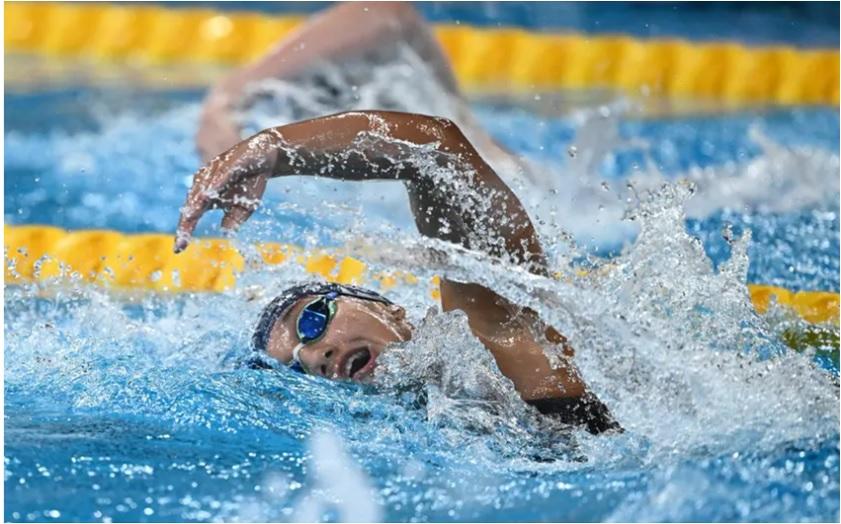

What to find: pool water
left=5, top=56, right=840, bottom=522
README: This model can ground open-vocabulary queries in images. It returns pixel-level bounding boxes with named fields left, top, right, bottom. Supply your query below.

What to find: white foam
left=291, top=430, right=383, bottom=523
left=5, top=46, right=838, bottom=481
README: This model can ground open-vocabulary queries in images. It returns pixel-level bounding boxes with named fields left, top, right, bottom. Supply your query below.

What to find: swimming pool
left=5, top=6, right=840, bottom=524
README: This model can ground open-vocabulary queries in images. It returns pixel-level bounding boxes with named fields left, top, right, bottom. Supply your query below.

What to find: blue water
left=5, top=53, right=840, bottom=524
left=6, top=90, right=840, bottom=292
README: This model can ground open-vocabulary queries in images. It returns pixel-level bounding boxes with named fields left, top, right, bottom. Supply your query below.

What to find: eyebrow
left=280, top=305, right=296, bottom=322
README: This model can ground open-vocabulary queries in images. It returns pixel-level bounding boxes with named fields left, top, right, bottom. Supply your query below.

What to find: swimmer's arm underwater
left=176, top=110, right=621, bottom=434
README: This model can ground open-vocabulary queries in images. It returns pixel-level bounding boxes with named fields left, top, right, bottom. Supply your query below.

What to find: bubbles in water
left=349, top=179, right=838, bottom=466
left=5, top=43, right=839, bottom=522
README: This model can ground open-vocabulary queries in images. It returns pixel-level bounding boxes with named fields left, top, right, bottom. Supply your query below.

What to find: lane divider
left=5, top=2, right=838, bottom=105
left=3, top=224, right=426, bottom=296
left=4, top=225, right=838, bottom=325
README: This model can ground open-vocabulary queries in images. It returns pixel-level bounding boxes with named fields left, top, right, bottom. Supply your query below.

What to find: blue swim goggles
left=250, top=283, right=393, bottom=374
left=288, top=292, right=340, bottom=373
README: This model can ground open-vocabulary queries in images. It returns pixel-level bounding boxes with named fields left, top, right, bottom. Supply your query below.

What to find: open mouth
left=343, top=347, right=375, bottom=379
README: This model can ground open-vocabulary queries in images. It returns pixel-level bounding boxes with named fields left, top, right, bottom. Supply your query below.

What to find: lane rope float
left=5, top=2, right=838, bottom=105
left=4, top=225, right=838, bottom=325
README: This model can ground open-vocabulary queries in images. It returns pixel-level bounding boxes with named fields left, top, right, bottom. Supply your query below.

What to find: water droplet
left=722, top=223, right=734, bottom=244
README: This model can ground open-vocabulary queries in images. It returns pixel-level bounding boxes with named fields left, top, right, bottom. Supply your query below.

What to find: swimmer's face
left=264, top=296, right=413, bottom=382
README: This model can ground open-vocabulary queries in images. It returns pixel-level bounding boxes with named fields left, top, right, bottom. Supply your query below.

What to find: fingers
left=174, top=166, right=215, bottom=253
left=174, top=134, right=272, bottom=253
left=175, top=195, right=209, bottom=253
left=221, top=205, right=255, bottom=232
left=220, top=174, right=268, bottom=232
left=174, top=172, right=267, bottom=253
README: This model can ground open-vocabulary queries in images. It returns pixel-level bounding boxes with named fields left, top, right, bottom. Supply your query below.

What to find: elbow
left=432, top=116, right=458, bottom=130
left=428, top=116, right=473, bottom=155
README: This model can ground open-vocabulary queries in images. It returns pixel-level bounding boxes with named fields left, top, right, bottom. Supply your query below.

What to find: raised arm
left=175, top=110, right=620, bottom=432
left=197, top=2, right=459, bottom=162
left=179, top=110, right=546, bottom=273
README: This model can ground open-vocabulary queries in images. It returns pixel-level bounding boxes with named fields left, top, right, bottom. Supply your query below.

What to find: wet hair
left=249, top=282, right=393, bottom=367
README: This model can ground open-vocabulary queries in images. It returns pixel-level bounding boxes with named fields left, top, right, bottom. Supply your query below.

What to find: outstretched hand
left=174, top=110, right=545, bottom=271
left=174, top=137, right=273, bottom=253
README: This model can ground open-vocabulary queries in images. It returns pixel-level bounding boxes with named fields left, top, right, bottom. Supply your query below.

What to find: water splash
left=5, top=52, right=840, bottom=521
left=627, top=126, right=841, bottom=218
left=333, top=176, right=839, bottom=466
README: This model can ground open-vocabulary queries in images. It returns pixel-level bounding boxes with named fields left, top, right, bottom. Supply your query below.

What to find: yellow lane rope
left=4, top=225, right=838, bottom=325
left=5, top=2, right=839, bottom=105
left=3, top=224, right=415, bottom=294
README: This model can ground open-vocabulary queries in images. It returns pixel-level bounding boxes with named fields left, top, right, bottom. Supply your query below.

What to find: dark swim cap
left=250, top=282, right=394, bottom=357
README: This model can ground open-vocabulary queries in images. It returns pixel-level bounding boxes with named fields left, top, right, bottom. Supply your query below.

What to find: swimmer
left=174, top=110, right=620, bottom=435
left=196, top=1, right=533, bottom=185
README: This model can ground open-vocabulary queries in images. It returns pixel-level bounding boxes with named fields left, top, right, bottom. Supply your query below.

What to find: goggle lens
left=298, top=307, right=330, bottom=342
left=290, top=294, right=338, bottom=372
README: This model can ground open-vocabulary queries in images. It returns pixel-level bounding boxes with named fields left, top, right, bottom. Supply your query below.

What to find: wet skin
left=265, top=296, right=413, bottom=381
left=175, top=110, right=619, bottom=431
left=176, top=110, right=585, bottom=401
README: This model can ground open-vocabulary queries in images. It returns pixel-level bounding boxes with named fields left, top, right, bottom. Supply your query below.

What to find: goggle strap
left=291, top=342, right=305, bottom=367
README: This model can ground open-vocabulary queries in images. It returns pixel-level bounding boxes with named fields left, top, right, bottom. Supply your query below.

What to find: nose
left=299, top=346, right=335, bottom=377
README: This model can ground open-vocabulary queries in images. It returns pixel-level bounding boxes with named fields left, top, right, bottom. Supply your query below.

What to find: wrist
left=261, top=128, right=290, bottom=179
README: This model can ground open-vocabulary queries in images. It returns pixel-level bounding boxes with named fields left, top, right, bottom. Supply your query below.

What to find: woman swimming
left=175, top=110, right=620, bottom=435
left=182, top=2, right=619, bottom=434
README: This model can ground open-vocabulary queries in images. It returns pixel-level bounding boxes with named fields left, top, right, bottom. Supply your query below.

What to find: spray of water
left=5, top=46, right=839, bottom=521
left=237, top=105, right=839, bottom=470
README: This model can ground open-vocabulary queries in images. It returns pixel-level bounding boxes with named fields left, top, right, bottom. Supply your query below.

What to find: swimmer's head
left=251, top=283, right=412, bottom=382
